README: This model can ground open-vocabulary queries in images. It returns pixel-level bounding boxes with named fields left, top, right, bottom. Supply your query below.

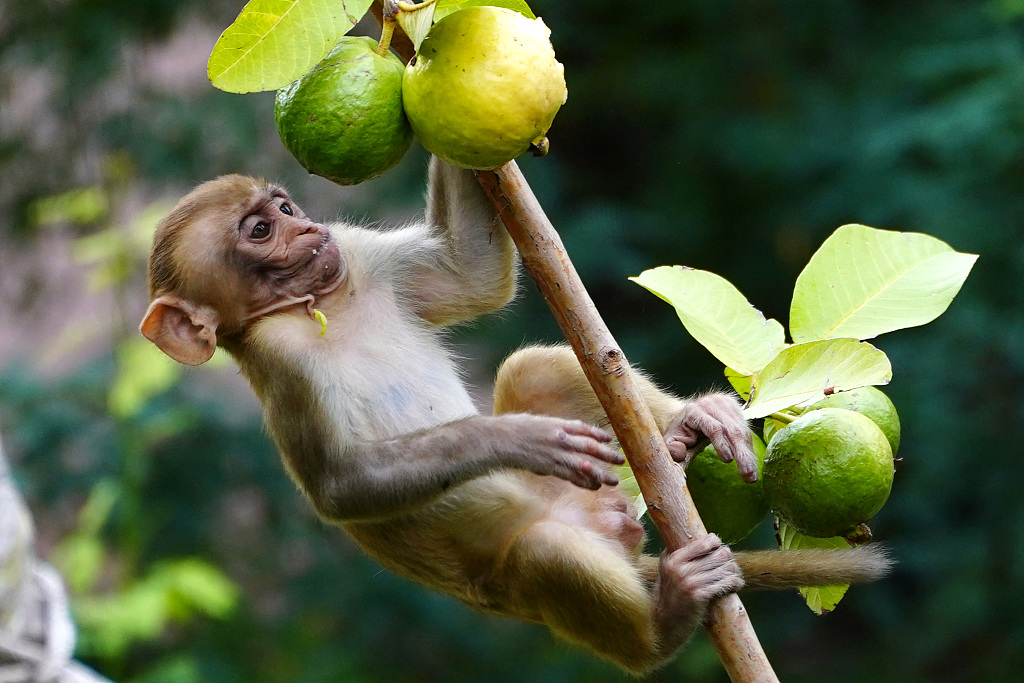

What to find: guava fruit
left=687, top=434, right=768, bottom=544
left=763, top=408, right=894, bottom=538
left=810, top=386, right=901, bottom=455
left=402, top=6, right=567, bottom=170
left=275, top=36, right=413, bottom=186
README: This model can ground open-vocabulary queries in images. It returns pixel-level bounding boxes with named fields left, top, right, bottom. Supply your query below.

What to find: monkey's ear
left=140, top=296, right=220, bottom=366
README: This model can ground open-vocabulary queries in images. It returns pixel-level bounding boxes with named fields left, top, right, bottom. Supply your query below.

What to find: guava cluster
left=689, top=386, right=899, bottom=542
left=274, top=6, right=568, bottom=186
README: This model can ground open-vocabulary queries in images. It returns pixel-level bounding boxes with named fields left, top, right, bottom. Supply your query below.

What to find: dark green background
left=1, top=0, right=1022, bottom=680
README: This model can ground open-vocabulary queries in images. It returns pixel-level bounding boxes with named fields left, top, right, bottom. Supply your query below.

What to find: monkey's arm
left=409, top=158, right=517, bottom=326
left=295, top=414, right=626, bottom=522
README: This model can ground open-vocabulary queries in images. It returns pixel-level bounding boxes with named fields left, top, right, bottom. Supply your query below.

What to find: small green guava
left=810, top=386, right=901, bottom=455
left=688, top=434, right=769, bottom=544
left=763, top=408, right=894, bottom=538
left=402, top=6, right=567, bottom=170
left=275, top=36, right=413, bottom=186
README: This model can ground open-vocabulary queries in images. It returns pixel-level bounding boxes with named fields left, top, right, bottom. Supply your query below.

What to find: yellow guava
left=687, top=434, right=769, bottom=544
left=275, top=36, right=413, bottom=186
left=402, top=6, right=567, bottom=170
left=810, top=386, right=901, bottom=455
left=763, top=408, right=894, bottom=538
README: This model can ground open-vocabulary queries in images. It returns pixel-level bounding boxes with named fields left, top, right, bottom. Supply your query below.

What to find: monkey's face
left=143, top=177, right=348, bottom=366
left=227, top=186, right=346, bottom=323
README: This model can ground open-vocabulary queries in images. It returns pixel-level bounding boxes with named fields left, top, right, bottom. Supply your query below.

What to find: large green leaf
left=434, top=0, right=536, bottom=21
left=208, top=0, right=373, bottom=93
left=631, top=266, right=786, bottom=375
left=777, top=520, right=850, bottom=614
left=744, top=338, right=892, bottom=418
left=790, top=224, right=978, bottom=343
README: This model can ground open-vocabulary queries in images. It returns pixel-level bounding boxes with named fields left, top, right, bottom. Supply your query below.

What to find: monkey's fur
left=141, top=158, right=890, bottom=673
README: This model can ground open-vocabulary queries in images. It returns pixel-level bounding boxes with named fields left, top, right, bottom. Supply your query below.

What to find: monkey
left=139, top=157, right=891, bottom=674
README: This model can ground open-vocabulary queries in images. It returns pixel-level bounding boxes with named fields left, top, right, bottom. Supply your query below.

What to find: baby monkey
left=141, top=158, right=890, bottom=674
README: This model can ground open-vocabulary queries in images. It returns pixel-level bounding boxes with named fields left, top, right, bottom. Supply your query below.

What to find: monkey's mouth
left=309, top=231, right=345, bottom=294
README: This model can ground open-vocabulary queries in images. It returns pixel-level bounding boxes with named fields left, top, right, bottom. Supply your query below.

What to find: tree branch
left=474, top=164, right=777, bottom=682
left=371, top=5, right=778, bottom=679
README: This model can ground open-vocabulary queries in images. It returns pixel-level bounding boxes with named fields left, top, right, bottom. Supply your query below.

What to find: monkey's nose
left=292, top=221, right=323, bottom=237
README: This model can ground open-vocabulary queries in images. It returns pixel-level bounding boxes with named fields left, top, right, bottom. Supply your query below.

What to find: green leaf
left=127, top=655, right=202, bottom=683
left=109, top=337, right=182, bottom=419
left=74, top=582, right=169, bottom=658
left=744, top=338, right=892, bottom=418
left=762, top=415, right=784, bottom=444
left=208, top=0, right=373, bottom=93
left=53, top=534, right=106, bottom=594
left=395, top=1, right=436, bottom=51
left=153, top=559, right=239, bottom=620
left=724, top=367, right=751, bottom=400
left=631, top=266, right=786, bottom=375
left=777, top=520, right=850, bottom=614
left=434, top=0, right=536, bottom=21
left=28, top=186, right=109, bottom=227
left=74, top=558, right=239, bottom=659
left=78, top=479, right=120, bottom=535
left=791, top=224, right=978, bottom=343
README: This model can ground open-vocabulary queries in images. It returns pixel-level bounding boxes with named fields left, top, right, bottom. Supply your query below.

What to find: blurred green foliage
left=2, top=0, right=1024, bottom=681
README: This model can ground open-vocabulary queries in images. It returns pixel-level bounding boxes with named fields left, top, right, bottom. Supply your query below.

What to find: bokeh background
left=2, top=0, right=1023, bottom=681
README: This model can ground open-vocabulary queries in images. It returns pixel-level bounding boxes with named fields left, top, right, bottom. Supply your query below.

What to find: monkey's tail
left=736, top=545, right=893, bottom=591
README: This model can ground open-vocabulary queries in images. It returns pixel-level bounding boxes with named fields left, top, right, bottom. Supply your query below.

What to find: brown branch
left=371, top=5, right=777, bottom=680
left=475, top=165, right=778, bottom=682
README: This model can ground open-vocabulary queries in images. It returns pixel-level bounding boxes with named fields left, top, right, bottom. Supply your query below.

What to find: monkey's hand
left=663, top=393, right=758, bottom=483
left=495, top=414, right=625, bottom=490
left=653, top=534, right=745, bottom=654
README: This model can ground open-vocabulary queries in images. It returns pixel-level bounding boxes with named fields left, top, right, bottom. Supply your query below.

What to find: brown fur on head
left=141, top=174, right=345, bottom=365
left=148, top=174, right=266, bottom=301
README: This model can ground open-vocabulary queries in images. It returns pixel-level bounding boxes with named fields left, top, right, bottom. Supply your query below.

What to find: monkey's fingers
left=665, top=428, right=708, bottom=466
left=557, top=423, right=626, bottom=466
left=559, top=419, right=615, bottom=444
left=558, top=456, right=620, bottom=489
left=680, top=408, right=758, bottom=483
left=665, top=533, right=727, bottom=565
left=692, top=569, right=745, bottom=603
left=710, top=435, right=757, bottom=483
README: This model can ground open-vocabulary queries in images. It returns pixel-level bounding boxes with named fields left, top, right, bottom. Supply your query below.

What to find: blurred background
left=1, top=0, right=1023, bottom=680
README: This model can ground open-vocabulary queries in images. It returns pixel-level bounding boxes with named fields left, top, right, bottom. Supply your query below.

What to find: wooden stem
left=475, top=164, right=778, bottom=682
left=370, top=4, right=777, bottom=679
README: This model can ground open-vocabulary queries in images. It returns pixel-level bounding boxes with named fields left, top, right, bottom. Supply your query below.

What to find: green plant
left=633, top=223, right=976, bottom=611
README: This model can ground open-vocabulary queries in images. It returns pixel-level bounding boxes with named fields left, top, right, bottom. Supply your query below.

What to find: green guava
left=688, top=434, right=769, bottom=544
left=274, top=36, right=413, bottom=186
left=402, top=6, right=567, bottom=170
left=763, top=408, right=894, bottom=538
left=810, top=386, right=901, bottom=455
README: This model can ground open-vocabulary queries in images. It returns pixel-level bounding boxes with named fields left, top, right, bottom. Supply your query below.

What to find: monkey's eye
left=251, top=222, right=271, bottom=240
left=280, top=202, right=293, bottom=216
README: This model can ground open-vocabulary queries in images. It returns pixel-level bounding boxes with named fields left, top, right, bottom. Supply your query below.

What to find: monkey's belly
left=549, top=484, right=646, bottom=556
left=340, top=471, right=645, bottom=608
left=341, top=471, right=544, bottom=602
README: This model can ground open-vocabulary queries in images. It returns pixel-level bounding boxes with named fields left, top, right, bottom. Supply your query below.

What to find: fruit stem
left=379, top=0, right=435, bottom=55
left=376, top=15, right=397, bottom=55
left=768, top=412, right=797, bottom=425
